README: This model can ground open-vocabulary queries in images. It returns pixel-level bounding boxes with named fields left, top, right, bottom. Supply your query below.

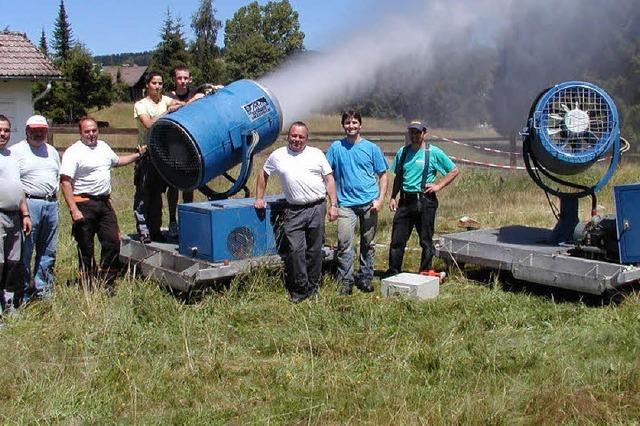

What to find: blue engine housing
left=177, top=196, right=286, bottom=263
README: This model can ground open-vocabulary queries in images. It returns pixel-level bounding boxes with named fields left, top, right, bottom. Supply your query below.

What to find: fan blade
left=549, top=113, right=564, bottom=121
left=547, top=127, right=563, bottom=135
left=561, top=103, right=571, bottom=113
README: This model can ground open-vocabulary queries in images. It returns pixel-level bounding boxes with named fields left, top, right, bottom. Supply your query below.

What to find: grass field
left=3, top=106, right=640, bottom=423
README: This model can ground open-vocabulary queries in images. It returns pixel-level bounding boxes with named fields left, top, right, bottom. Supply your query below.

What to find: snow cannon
left=148, top=79, right=283, bottom=198
left=522, top=81, right=621, bottom=242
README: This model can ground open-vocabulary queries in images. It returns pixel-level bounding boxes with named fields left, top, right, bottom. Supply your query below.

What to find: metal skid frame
left=120, top=236, right=335, bottom=292
left=436, top=226, right=640, bottom=295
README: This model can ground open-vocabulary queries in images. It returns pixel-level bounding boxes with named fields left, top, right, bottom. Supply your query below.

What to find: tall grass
left=3, top=111, right=640, bottom=422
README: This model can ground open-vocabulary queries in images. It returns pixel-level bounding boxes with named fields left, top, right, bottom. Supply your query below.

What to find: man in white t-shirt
left=0, top=114, right=31, bottom=313
left=254, top=121, right=338, bottom=303
left=132, top=70, right=182, bottom=243
left=60, top=117, right=144, bottom=288
left=11, top=115, right=60, bottom=301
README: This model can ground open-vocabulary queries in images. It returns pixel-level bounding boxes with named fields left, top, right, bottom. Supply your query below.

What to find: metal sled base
left=436, top=226, right=640, bottom=295
left=119, top=236, right=280, bottom=292
left=119, top=236, right=336, bottom=292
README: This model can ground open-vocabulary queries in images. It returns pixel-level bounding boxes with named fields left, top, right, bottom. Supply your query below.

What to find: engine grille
left=148, top=120, right=202, bottom=190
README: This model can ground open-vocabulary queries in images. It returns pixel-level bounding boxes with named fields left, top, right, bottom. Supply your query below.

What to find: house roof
left=0, top=31, right=61, bottom=79
left=102, top=65, right=147, bottom=87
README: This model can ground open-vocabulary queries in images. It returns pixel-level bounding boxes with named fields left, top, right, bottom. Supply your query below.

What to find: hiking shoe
left=355, top=281, right=374, bottom=293
left=168, top=221, right=179, bottom=239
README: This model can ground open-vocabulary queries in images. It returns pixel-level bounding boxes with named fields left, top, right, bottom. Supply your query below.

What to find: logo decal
left=243, top=97, right=271, bottom=121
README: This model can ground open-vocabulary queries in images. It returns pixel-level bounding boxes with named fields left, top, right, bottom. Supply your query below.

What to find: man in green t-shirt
left=386, top=121, right=459, bottom=275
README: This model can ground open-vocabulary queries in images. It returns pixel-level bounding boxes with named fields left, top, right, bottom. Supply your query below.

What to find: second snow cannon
left=148, top=79, right=283, bottom=198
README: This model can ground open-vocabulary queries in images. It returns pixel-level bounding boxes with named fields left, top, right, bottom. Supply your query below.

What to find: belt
left=288, top=198, right=325, bottom=209
left=25, top=193, right=57, bottom=201
left=74, top=193, right=111, bottom=202
left=400, top=192, right=434, bottom=202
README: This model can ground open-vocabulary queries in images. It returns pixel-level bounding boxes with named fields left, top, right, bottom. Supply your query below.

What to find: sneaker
left=168, top=222, right=179, bottom=239
left=139, top=234, right=152, bottom=244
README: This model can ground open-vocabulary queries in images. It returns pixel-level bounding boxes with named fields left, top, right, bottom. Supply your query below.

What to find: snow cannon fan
left=148, top=79, right=282, bottom=200
left=522, top=81, right=621, bottom=243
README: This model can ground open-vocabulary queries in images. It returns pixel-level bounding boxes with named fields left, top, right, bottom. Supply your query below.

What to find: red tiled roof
left=102, top=65, right=147, bottom=87
left=0, top=31, right=61, bottom=79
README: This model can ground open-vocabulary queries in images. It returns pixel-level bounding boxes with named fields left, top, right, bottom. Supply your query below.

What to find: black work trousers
left=72, top=198, right=122, bottom=286
left=133, top=154, right=167, bottom=240
left=282, top=201, right=326, bottom=300
left=387, top=192, right=438, bottom=274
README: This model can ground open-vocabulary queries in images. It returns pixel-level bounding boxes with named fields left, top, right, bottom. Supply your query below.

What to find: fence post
left=510, top=131, right=517, bottom=171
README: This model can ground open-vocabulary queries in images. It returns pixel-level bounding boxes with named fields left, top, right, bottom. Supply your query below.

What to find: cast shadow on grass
left=459, top=266, right=640, bottom=307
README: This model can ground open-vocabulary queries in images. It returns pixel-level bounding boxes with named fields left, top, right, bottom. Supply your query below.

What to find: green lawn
left=2, top=157, right=640, bottom=422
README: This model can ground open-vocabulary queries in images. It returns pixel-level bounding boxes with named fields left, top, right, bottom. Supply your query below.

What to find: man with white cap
left=386, top=120, right=459, bottom=276
left=0, top=114, right=31, bottom=313
left=10, top=114, right=60, bottom=300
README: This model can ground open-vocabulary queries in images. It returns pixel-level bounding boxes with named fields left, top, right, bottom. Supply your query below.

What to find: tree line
left=34, top=0, right=304, bottom=124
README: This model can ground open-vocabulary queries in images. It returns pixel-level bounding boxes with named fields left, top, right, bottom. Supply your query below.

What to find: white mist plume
left=260, top=0, right=506, bottom=125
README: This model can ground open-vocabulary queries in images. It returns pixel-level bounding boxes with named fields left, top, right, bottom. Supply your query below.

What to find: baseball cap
left=407, top=120, right=427, bottom=131
left=26, top=115, right=49, bottom=128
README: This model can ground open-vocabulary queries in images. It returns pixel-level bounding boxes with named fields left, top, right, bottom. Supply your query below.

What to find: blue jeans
left=23, top=199, right=58, bottom=299
left=336, top=204, right=378, bottom=287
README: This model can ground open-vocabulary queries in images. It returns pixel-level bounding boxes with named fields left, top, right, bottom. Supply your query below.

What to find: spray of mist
left=260, top=0, right=636, bottom=135
left=260, top=0, right=501, bottom=126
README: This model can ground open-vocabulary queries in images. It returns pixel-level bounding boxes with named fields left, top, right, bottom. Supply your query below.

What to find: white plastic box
left=381, top=273, right=439, bottom=300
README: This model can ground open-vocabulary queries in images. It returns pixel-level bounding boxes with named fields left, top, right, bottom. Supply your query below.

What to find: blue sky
left=3, top=0, right=383, bottom=56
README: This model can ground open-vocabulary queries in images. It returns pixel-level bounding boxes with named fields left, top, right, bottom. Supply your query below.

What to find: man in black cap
left=386, top=120, right=459, bottom=276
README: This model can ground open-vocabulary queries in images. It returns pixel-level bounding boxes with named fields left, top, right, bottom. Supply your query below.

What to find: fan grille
left=227, top=226, right=255, bottom=259
left=542, top=85, right=614, bottom=156
left=149, top=120, right=202, bottom=190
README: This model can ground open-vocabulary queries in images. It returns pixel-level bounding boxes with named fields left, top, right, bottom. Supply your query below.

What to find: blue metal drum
left=148, top=79, right=283, bottom=191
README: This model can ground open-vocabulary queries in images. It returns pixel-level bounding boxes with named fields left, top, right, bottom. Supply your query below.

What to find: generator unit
left=178, top=196, right=287, bottom=263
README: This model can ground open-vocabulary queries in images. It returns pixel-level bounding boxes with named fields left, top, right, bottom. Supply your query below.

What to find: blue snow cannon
left=148, top=79, right=283, bottom=198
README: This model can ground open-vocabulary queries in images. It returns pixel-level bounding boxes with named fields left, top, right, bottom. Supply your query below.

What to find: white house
left=0, top=31, right=61, bottom=145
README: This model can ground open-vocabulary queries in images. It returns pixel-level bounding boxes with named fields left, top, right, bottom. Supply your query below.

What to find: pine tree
left=51, top=0, right=74, bottom=63
left=190, top=0, right=223, bottom=84
left=38, top=28, right=49, bottom=57
left=150, top=8, right=192, bottom=89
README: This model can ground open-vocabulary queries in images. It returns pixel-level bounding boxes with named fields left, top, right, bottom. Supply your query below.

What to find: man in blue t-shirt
left=386, top=120, right=459, bottom=276
left=326, top=111, right=388, bottom=295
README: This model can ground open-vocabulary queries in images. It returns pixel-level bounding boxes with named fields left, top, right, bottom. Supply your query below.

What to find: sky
left=2, top=0, right=383, bottom=55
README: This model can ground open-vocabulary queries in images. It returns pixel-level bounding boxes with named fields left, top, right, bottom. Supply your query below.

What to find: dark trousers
left=133, top=155, right=167, bottom=239
left=72, top=199, right=122, bottom=286
left=282, top=202, right=326, bottom=300
left=387, top=193, right=438, bottom=274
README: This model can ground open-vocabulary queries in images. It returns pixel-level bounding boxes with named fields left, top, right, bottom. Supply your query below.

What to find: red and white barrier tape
left=449, top=155, right=528, bottom=170
left=432, top=134, right=522, bottom=156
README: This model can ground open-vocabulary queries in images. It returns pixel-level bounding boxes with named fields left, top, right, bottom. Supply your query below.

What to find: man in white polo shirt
left=254, top=121, right=338, bottom=303
left=60, top=117, right=144, bottom=288
left=11, top=115, right=60, bottom=301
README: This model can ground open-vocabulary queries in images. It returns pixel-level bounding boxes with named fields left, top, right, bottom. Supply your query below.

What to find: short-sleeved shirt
left=60, top=140, right=119, bottom=196
left=0, top=148, right=24, bottom=210
left=325, top=138, right=388, bottom=207
left=390, top=144, right=456, bottom=193
left=134, top=95, right=174, bottom=146
left=263, top=145, right=332, bottom=205
left=10, top=140, right=60, bottom=197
